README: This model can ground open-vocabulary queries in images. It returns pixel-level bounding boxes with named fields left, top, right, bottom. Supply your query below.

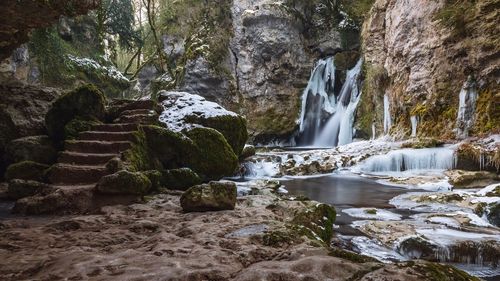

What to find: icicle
left=359, top=147, right=455, bottom=172
left=456, top=76, right=478, bottom=139
left=371, top=122, right=376, bottom=140
left=383, top=94, right=392, bottom=134
left=411, top=116, right=419, bottom=137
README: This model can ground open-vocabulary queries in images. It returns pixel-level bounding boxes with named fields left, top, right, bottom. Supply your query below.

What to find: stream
left=239, top=146, right=500, bottom=280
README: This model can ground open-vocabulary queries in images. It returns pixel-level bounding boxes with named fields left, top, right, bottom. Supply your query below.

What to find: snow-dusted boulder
left=158, top=91, right=247, bottom=155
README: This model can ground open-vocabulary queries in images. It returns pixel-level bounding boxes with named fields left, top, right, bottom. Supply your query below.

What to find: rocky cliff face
left=360, top=0, right=500, bottom=139
left=0, top=0, right=100, bottom=61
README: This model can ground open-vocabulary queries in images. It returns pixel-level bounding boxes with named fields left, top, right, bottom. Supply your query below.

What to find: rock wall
left=360, top=0, right=500, bottom=139
left=0, top=0, right=100, bottom=61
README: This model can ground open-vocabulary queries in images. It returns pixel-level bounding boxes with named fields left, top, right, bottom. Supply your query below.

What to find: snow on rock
left=66, top=55, right=129, bottom=83
left=158, top=91, right=238, bottom=132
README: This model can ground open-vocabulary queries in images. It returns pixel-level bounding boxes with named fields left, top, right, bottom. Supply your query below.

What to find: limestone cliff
left=360, top=0, right=500, bottom=139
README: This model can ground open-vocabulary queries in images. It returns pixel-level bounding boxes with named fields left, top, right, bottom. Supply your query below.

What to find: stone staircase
left=47, top=100, right=159, bottom=189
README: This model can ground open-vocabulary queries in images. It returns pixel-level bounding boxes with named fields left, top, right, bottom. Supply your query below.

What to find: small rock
left=180, top=181, right=237, bottom=212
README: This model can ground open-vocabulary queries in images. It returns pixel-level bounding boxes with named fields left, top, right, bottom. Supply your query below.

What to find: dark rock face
left=0, top=83, right=60, bottom=178
left=180, top=181, right=237, bottom=212
left=0, top=0, right=100, bottom=61
left=5, top=135, right=58, bottom=164
left=5, top=161, right=50, bottom=182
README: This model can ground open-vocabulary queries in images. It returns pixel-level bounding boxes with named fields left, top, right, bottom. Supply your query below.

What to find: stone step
left=65, top=140, right=132, bottom=154
left=92, top=123, right=138, bottom=132
left=114, top=114, right=158, bottom=124
left=48, top=164, right=109, bottom=185
left=78, top=131, right=137, bottom=142
left=58, top=151, right=118, bottom=165
left=120, top=109, right=155, bottom=117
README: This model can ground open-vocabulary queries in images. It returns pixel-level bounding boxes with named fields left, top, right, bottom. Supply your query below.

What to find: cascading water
left=314, top=59, right=363, bottom=147
left=358, top=147, right=455, bottom=173
left=298, top=57, right=336, bottom=144
left=456, top=76, right=478, bottom=139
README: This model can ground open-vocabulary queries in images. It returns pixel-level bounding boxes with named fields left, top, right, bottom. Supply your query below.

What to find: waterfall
left=298, top=57, right=336, bottom=143
left=358, top=147, right=455, bottom=173
left=411, top=116, right=419, bottom=137
left=456, top=76, right=478, bottom=139
left=314, top=59, right=363, bottom=147
left=383, top=94, right=392, bottom=134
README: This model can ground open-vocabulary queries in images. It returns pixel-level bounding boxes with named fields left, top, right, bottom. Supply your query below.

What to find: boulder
left=445, top=170, right=499, bottom=189
left=180, top=181, right=237, bottom=212
left=96, top=170, right=152, bottom=195
left=240, top=145, right=256, bottom=160
left=45, top=84, right=106, bottom=144
left=158, top=91, right=248, bottom=155
left=292, top=203, right=336, bottom=243
left=5, top=161, right=50, bottom=182
left=161, top=168, right=202, bottom=191
left=7, top=179, right=52, bottom=200
left=142, top=125, right=238, bottom=180
left=142, top=170, right=162, bottom=191
left=488, top=203, right=500, bottom=227
left=6, top=135, right=57, bottom=164
left=184, top=127, right=239, bottom=180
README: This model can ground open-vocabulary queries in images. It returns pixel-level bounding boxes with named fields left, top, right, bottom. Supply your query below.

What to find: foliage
left=97, top=0, right=142, bottom=51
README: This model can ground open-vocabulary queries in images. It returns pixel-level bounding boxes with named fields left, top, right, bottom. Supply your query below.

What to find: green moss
left=328, top=247, right=378, bottom=263
left=365, top=209, right=377, bottom=215
left=414, top=261, right=481, bottom=281
left=185, top=114, right=248, bottom=156
left=64, top=117, right=102, bottom=140
left=472, top=89, right=500, bottom=135
left=262, top=229, right=301, bottom=247
left=161, top=168, right=202, bottom=191
left=402, top=138, right=444, bottom=149
left=142, top=170, right=162, bottom=192
left=5, top=161, right=50, bottom=182
left=123, top=129, right=162, bottom=172
left=96, top=170, right=152, bottom=195
left=291, top=203, right=336, bottom=243
left=474, top=202, right=487, bottom=216
left=45, top=84, right=106, bottom=144
left=185, top=127, right=239, bottom=180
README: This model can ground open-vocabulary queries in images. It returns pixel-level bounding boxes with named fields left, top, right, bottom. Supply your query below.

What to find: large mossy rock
left=5, top=161, right=50, bottom=182
left=5, top=135, right=57, bottom=164
left=96, top=170, right=152, bottom=195
left=180, top=181, right=237, bottom=212
left=184, top=127, right=239, bottom=180
left=142, top=125, right=238, bottom=180
left=8, top=179, right=52, bottom=200
left=45, top=84, right=106, bottom=143
left=161, top=168, right=202, bottom=191
left=158, top=91, right=248, bottom=155
left=292, top=203, right=336, bottom=243
left=488, top=203, right=500, bottom=227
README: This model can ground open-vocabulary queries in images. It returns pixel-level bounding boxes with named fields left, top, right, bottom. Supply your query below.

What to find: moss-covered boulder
left=64, top=117, right=102, bottom=140
left=240, top=145, right=256, bottom=160
left=161, top=168, right=202, bottom=191
left=8, top=179, right=52, bottom=200
left=5, top=135, right=57, bottom=164
left=184, top=127, right=239, bottom=180
left=141, top=125, right=196, bottom=168
left=45, top=84, right=106, bottom=143
left=158, top=91, right=248, bottom=155
left=487, top=203, right=500, bottom=227
left=141, top=125, right=238, bottom=180
left=180, top=181, right=237, bottom=212
left=142, top=170, right=162, bottom=191
left=5, top=161, right=50, bottom=182
left=96, top=170, right=152, bottom=195
left=292, top=203, right=336, bottom=243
